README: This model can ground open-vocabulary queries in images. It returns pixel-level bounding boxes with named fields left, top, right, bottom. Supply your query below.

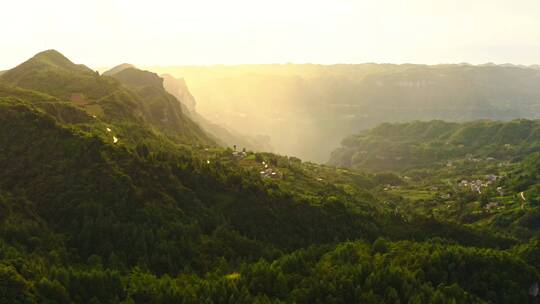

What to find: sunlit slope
left=329, top=119, right=540, bottom=172
left=153, top=64, right=540, bottom=162
left=1, top=50, right=215, bottom=146
left=108, top=67, right=214, bottom=144
left=161, top=73, right=273, bottom=152
left=102, top=63, right=134, bottom=77
left=328, top=119, right=540, bottom=240
left=1, top=49, right=115, bottom=100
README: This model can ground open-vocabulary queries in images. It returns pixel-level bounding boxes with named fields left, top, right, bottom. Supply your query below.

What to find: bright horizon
left=2, top=0, right=540, bottom=70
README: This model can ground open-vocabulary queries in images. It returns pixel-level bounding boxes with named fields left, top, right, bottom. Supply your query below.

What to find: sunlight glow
left=2, top=0, right=540, bottom=69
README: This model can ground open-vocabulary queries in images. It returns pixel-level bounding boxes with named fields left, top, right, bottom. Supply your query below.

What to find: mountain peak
left=34, top=49, right=66, bottom=58
left=111, top=67, right=164, bottom=89
left=1, top=49, right=93, bottom=81
left=0, top=49, right=102, bottom=100
left=29, top=49, right=91, bottom=71
left=103, top=63, right=136, bottom=76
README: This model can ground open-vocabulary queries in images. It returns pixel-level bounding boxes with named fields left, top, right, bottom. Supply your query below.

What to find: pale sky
left=2, top=0, right=540, bottom=70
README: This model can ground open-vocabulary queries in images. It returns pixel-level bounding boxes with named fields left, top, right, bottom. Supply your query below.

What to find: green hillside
left=1, top=50, right=116, bottom=101
left=329, top=119, right=540, bottom=243
left=0, top=90, right=535, bottom=303
left=1, top=52, right=540, bottom=303
left=1, top=50, right=215, bottom=147
left=330, top=119, right=540, bottom=172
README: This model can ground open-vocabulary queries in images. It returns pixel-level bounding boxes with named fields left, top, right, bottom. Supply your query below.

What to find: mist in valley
left=151, top=63, right=540, bottom=162
left=5, top=1, right=540, bottom=302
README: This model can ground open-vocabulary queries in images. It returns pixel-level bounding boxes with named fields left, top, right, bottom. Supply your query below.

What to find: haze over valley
left=5, top=1, right=540, bottom=303
left=152, top=63, right=540, bottom=161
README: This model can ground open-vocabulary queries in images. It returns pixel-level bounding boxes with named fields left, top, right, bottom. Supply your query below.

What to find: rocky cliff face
left=161, top=73, right=196, bottom=113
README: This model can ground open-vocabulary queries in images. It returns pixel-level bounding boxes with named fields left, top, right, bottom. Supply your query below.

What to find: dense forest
left=1, top=50, right=540, bottom=303
left=329, top=120, right=540, bottom=172
left=329, top=119, right=540, bottom=268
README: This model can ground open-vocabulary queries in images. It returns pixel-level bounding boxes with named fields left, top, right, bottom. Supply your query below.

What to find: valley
left=151, top=64, right=540, bottom=162
left=1, top=50, right=540, bottom=303
left=6, top=0, right=540, bottom=302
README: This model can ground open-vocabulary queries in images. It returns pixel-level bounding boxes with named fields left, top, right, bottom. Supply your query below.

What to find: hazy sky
left=2, top=0, right=540, bottom=69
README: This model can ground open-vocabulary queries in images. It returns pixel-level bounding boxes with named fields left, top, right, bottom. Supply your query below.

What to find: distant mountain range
left=152, top=63, right=540, bottom=162
left=329, top=119, right=540, bottom=172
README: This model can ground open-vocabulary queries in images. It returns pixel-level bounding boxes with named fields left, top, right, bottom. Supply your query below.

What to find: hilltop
left=0, top=50, right=215, bottom=146
left=1, top=49, right=115, bottom=100
left=102, top=63, right=134, bottom=76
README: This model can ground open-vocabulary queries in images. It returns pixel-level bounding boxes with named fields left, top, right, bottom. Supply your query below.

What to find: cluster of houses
left=259, top=161, right=281, bottom=179
left=383, top=185, right=401, bottom=191
left=498, top=161, right=511, bottom=167
left=229, top=145, right=282, bottom=179
left=462, top=155, right=497, bottom=163
left=446, top=156, right=511, bottom=171
left=231, top=145, right=248, bottom=158
left=232, top=150, right=247, bottom=158
left=459, top=174, right=499, bottom=194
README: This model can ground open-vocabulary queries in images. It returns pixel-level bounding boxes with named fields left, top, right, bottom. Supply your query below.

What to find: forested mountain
left=102, top=63, right=135, bottom=77
left=329, top=119, right=540, bottom=249
left=1, top=51, right=540, bottom=303
left=152, top=64, right=540, bottom=162
left=1, top=50, right=215, bottom=146
left=329, top=119, right=540, bottom=172
left=0, top=81, right=534, bottom=304
left=2, top=50, right=116, bottom=101
left=100, top=64, right=271, bottom=152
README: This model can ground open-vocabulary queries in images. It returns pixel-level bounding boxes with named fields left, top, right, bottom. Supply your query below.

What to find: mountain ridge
left=0, top=50, right=216, bottom=146
left=102, top=63, right=135, bottom=76
left=329, top=119, right=540, bottom=172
